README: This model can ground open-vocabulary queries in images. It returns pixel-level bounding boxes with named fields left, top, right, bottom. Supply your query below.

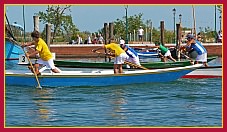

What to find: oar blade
left=36, top=85, right=42, bottom=89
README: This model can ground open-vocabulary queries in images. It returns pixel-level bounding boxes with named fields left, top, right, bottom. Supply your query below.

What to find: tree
left=151, top=27, right=160, bottom=43
left=113, top=13, right=145, bottom=40
left=114, top=18, right=125, bottom=38
left=61, top=15, right=78, bottom=42
left=127, top=13, right=145, bottom=35
left=35, top=5, right=78, bottom=42
left=145, top=19, right=152, bottom=41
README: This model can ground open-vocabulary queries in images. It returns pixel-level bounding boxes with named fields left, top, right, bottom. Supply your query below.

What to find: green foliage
left=151, top=27, right=160, bottom=43
left=114, top=13, right=145, bottom=39
left=114, top=18, right=125, bottom=38
left=35, top=5, right=78, bottom=42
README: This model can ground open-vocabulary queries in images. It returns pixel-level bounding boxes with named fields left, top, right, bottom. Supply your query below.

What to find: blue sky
left=5, top=5, right=222, bottom=33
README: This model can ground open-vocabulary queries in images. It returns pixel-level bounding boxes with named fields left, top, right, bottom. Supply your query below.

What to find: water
left=5, top=58, right=222, bottom=127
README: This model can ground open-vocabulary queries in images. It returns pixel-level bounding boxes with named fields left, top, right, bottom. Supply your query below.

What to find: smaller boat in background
left=5, top=37, right=24, bottom=60
left=53, top=59, right=193, bottom=69
left=53, top=56, right=218, bottom=69
left=133, top=47, right=159, bottom=58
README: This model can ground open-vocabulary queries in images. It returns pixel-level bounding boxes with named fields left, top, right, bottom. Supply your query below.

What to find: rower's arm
left=92, top=45, right=105, bottom=52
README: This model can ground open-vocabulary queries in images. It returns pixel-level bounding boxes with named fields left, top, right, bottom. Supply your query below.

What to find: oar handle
left=93, top=50, right=114, bottom=59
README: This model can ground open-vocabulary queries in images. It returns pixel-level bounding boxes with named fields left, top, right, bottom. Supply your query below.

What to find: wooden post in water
left=33, top=16, right=39, bottom=32
left=109, top=22, right=114, bottom=41
left=104, top=23, right=109, bottom=62
left=176, top=23, right=182, bottom=61
left=145, top=27, right=147, bottom=42
left=150, top=22, right=153, bottom=43
left=104, top=23, right=109, bottom=44
left=133, top=29, right=136, bottom=41
left=46, top=24, right=51, bottom=49
left=192, top=5, right=196, bottom=37
left=160, top=21, right=165, bottom=45
left=129, top=33, right=132, bottom=41
left=109, top=22, right=114, bottom=62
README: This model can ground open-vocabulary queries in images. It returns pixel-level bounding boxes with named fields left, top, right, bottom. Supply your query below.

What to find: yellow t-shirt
left=104, top=43, right=125, bottom=56
left=35, top=38, right=52, bottom=61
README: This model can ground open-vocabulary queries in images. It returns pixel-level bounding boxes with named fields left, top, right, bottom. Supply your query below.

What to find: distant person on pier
left=197, top=33, right=203, bottom=43
left=92, top=34, right=98, bottom=44
left=119, top=39, right=141, bottom=68
left=22, top=30, right=60, bottom=75
left=138, top=26, right=144, bottom=44
left=184, top=34, right=208, bottom=67
left=97, top=34, right=104, bottom=44
left=92, top=38, right=128, bottom=74
left=75, top=34, right=83, bottom=44
left=87, top=35, right=92, bottom=44
left=217, top=30, right=222, bottom=43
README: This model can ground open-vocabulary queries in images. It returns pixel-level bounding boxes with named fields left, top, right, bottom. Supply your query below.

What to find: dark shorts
left=138, top=35, right=143, bottom=39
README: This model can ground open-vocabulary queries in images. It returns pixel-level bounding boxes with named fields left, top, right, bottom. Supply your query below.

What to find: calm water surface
left=5, top=58, right=222, bottom=127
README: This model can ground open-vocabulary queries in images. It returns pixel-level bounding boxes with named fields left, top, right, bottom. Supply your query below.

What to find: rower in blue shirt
left=185, top=34, right=208, bottom=67
left=119, top=40, right=141, bottom=68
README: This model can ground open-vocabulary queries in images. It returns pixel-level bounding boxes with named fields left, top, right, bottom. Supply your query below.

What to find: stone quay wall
left=49, top=43, right=222, bottom=58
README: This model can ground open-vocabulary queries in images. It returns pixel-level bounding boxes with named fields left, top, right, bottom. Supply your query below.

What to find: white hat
left=120, top=39, right=125, bottom=45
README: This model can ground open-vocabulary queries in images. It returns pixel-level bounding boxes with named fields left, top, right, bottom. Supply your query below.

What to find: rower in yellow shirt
left=92, top=39, right=129, bottom=74
left=22, top=30, right=60, bottom=75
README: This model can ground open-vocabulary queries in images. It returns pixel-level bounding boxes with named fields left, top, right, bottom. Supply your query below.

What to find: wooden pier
left=49, top=43, right=222, bottom=58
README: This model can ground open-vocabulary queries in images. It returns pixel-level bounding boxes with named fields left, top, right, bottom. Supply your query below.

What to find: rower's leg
left=34, top=63, right=41, bottom=75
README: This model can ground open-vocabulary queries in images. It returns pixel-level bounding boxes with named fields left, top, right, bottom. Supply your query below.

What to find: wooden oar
left=22, top=47, right=42, bottom=89
left=180, top=52, right=193, bottom=61
left=5, top=14, right=17, bottom=41
left=182, top=53, right=191, bottom=60
left=6, top=29, right=42, bottom=88
left=93, top=50, right=149, bottom=70
left=123, top=61, right=149, bottom=70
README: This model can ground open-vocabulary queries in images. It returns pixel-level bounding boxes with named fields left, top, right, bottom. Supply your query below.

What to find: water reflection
left=31, top=88, right=57, bottom=125
left=107, top=86, right=129, bottom=126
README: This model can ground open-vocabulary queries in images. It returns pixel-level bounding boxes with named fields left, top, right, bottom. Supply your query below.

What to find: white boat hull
left=182, top=66, right=222, bottom=78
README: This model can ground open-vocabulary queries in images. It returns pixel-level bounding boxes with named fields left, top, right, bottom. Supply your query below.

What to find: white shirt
left=218, top=33, right=222, bottom=40
left=138, top=28, right=144, bottom=35
left=87, top=36, right=92, bottom=43
left=77, top=37, right=82, bottom=44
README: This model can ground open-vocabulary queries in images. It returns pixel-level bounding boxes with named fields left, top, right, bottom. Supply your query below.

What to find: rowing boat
left=5, top=64, right=202, bottom=87
left=182, top=65, right=222, bottom=78
left=5, top=38, right=24, bottom=60
left=53, top=56, right=217, bottom=69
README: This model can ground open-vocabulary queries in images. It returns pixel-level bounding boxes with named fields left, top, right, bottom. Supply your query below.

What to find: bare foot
left=28, top=66, right=41, bottom=75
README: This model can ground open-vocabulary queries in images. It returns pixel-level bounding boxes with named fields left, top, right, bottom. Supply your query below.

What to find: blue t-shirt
left=190, top=40, right=207, bottom=55
left=122, top=45, right=138, bottom=58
